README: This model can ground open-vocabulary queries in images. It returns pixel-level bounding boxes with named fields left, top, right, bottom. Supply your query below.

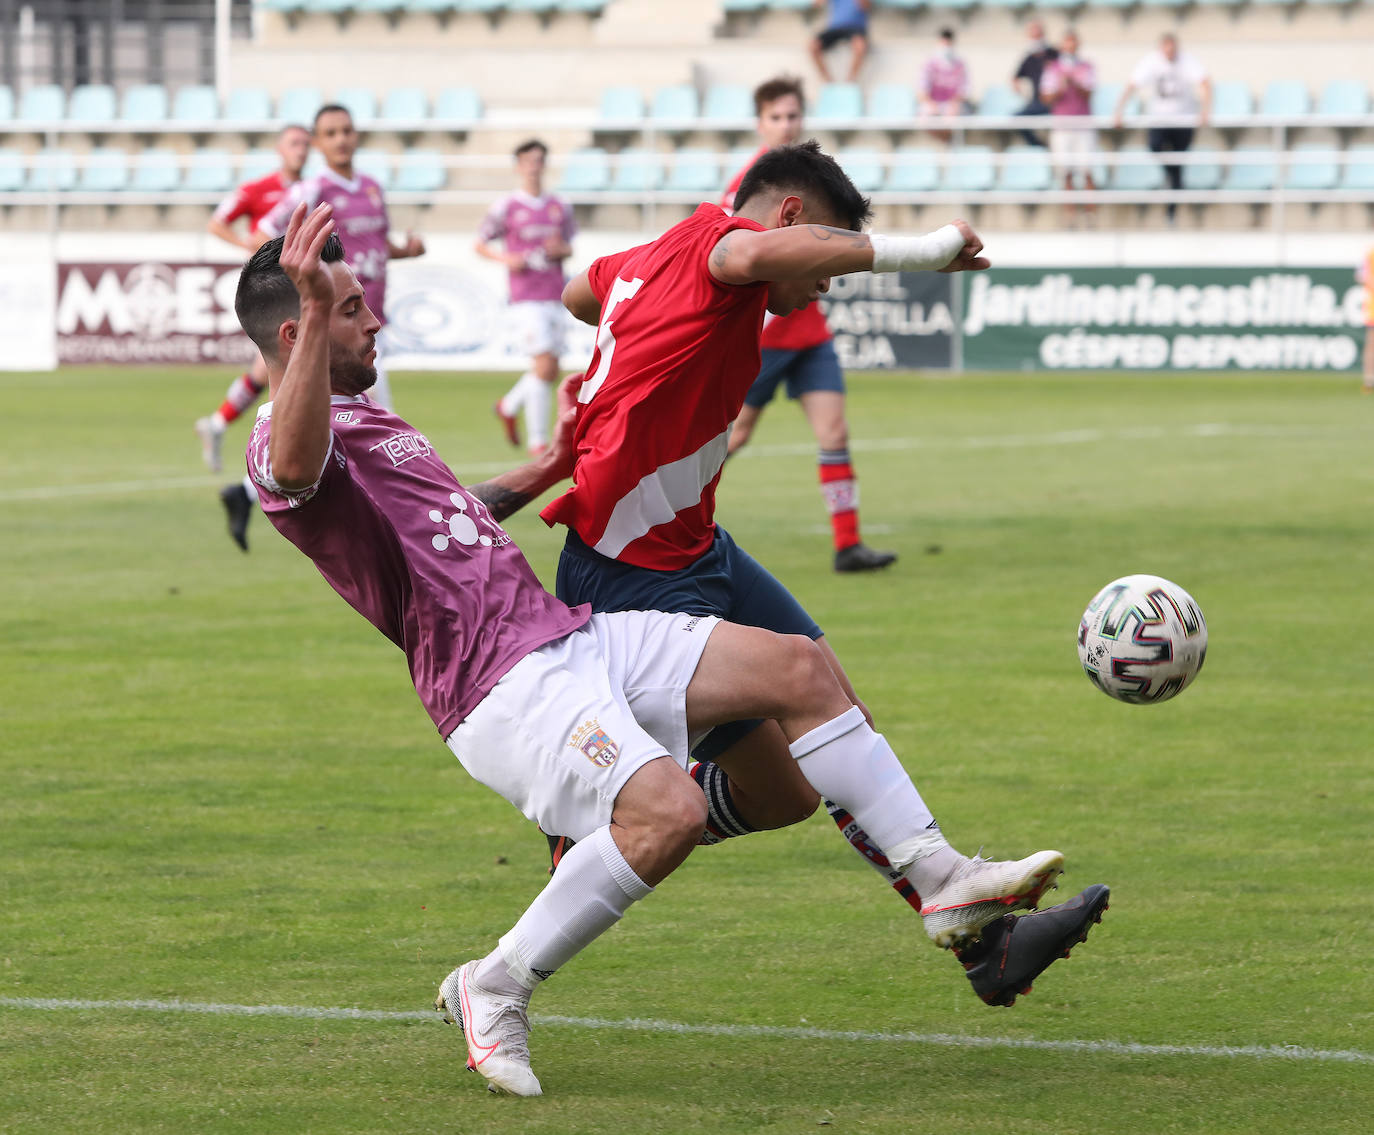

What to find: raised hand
left=279, top=201, right=337, bottom=307
left=938, top=218, right=991, bottom=273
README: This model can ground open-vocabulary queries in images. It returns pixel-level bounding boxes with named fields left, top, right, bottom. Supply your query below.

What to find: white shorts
left=510, top=299, right=566, bottom=359
left=445, top=611, right=720, bottom=841
left=1049, top=127, right=1099, bottom=178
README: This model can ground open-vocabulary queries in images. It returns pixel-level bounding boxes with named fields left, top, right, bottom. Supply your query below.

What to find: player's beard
left=329, top=342, right=377, bottom=397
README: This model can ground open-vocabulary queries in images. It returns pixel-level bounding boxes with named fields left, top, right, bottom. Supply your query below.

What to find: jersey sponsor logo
left=428, top=491, right=509, bottom=552
left=570, top=719, right=620, bottom=769
left=369, top=431, right=431, bottom=466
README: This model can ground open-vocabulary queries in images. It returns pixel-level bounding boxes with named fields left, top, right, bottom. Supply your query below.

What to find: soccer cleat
left=833, top=543, right=898, bottom=573
left=220, top=483, right=253, bottom=552
left=494, top=402, right=521, bottom=448
left=543, top=829, right=575, bottom=876
left=920, top=850, right=1064, bottom=949
left=435, top=962, right=542, bottom=1097
left=195, top=416, right=225, bottom=473
left=954, top=883, right=1110, bottom=1007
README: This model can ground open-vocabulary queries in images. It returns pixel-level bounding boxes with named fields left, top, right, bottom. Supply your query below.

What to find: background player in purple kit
left=476, top=139, right=577, bottom=456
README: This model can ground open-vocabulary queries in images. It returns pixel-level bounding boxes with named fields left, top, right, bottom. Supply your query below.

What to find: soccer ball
left=1077, top=574, right=1207, bottom=704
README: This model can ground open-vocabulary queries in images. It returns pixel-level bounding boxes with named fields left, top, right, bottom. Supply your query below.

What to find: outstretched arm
left=467, top=374, right=583, bottom=521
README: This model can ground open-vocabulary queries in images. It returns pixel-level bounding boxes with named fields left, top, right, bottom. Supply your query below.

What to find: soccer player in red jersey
left=722, top=76, right=895, bottom=573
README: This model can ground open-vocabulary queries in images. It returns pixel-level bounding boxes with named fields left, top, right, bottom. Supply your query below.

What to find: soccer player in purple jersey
left=235, top=202, right=1108, bottom=1096
left=476, top=139, right=576, bottom=456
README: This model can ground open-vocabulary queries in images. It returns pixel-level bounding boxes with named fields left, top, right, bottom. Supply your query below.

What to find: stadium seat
left=18, top=84, right=65, bottom=123
left=812, top=83, right=864, bottom=123
left=1316, top=79, right=1368, bottom=117
left=836, top=150, right=886, bottom=194
left=664, top=148, right=719, bottom=193
left=77, top=147, right=130, bottom=192
left=508, top=0, right=562, bottom=12
left=869, top=84, right=916, bottom=121
left=25, top=148, right=77, bottom=191
left=977, top=86, right=1020, bottom=118
left=723, top=145, right=758, bottom=182
left=1183, top=153, right=1222, bottom=192
left=222, top=87, right=273, bottom=123
left=0, top=148, right=26, bottom=192
left=944, top=145, right=995, bottom=192
left=171, top=84, right=219, bottom=122
left=1209, top=81, right=1253, bottom=119
left=598, top=86, right=645, bottom=123
left=926, top=0, right=977, bottom=9
left=610, top=147, right=663, bottom=193
left=997, top=144, right=1052, bottom=192
left=182, top=150, right=236, bottom=194
left=558, top=146, right=611, bottom=192
left=651, top=85, right=699, bottom=123
left=353, top=148, right=394, bottom=189
left=1339, top=145, right=1374, bottom=190
left=393, top=151, right=447, bottom=192
left=379, top=87, right=429, bottom=122
left=432, top=86, right=483, bottom=122
left=885, top=152, right=942, bottom=193
left=0, top=86, right=13, bottom=123
left=130, top=149, right=183, bottom=192
left=238, top=148, right=281, bottom=182
left=1091, top=81, right=1129, bottom=119
left=120, top=84, right=169, bottom=126
left=722, top=0, right=767, bottom=9
left=277, top=87, right=324, bottom=124
left=463, top=0, right=508, bottom=13
left=1223, top=146, right=1277, bottom=191
left=1283, top=143, right=1339, bottom=191
left=559, top=0, right=608, bottom=11
left=334, top=86, right=378, bottom=124
left=67, top=84, right=117, bottom=123
left=354, top=0, right=414, bottom=11
left=1109, top=146, right=1165, bottom=191
left=1260, top=80, right=1309, bottom=118
left=702, top=84, right=752, bottom=124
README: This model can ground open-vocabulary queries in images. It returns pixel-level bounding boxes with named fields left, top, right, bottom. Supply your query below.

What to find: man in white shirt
left=1114, top=32, right=1212, bottom=222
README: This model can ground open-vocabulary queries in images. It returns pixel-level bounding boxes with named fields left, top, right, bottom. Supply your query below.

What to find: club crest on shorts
left=570, top=719, right=620, bottom=768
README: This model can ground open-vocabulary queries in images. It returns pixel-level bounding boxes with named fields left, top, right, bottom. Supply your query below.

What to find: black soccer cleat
left=833, top=543, right=898, bottom=573
left=953, top=883, right=1110, bottom=1008
left=543, top=829, right=575, bottom=876
left=220, top=483, right=253, bottom=552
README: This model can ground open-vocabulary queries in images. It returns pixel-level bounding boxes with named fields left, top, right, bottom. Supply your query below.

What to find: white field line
left=1, top=997, right=1369, bottom=1066
left=0, top=423, right=1353, bottom=505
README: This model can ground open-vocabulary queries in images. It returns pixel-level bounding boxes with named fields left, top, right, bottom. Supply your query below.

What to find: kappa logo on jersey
left=334, top=410, right=355, bottom=424
left=370, top=431, right=431, bottom=467
left=570, top=719, right=620, bottom=768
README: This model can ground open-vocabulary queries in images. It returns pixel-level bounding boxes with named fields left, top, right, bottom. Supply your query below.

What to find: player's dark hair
left=514, top=138, right=548, bottom=159
left=939, top=27, right=955, bottom=42
left=313, top=103, right=353, bottom=131
left=234, top=232, right=347, bottom=358
left=732, top=140, right=872, bottom=231
left=753, top=75, right=806, bottom=116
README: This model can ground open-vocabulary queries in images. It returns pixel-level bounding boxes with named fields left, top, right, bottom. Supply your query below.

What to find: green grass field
left=3, top=366, right=1372, bottom=1134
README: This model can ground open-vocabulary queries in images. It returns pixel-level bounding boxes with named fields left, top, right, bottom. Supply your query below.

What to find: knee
left=647, top=775, right=708, bottom=853
left=776, top=634, right=842, bottom=711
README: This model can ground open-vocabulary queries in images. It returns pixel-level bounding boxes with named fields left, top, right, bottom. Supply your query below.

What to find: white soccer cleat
left=195, top=416, right=225, bottom=473
left=435, top=961, right=542, bottom=1097
left=920, top=850, right=1065, bottom=949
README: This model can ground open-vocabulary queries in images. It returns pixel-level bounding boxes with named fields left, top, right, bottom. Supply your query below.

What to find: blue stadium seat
left=223, top=87, right=273, bottom=123
left=885, top=152, right=942, bottom=193
left=836, top=149, right=886, bottom=193
left=997, top=144, right=1052, bottom=192
left=393, top=151, right=447, bottom=193
left=182, top=150, right=236, bottom=194
left=1283, top=144, right=1339, bottom=191
left=1110, top=146, right=1165, bottom=191
left=926, top=0, right=976, bottom=9
left=813, top=83, right=864, bottom=123
left=0, top=86, right=13, bottom=123
left=1183, top=154, right=1222, bottom=191
left=558, top=147, right=611, bottom=192
left=67, top=84, right=117, bottom=123
left=19, top=84, right=65, bottom=123
left=238, top=149, right=281, bottom=182
left=869, top=83, right=916, bottom=121
left=1317, top=79, right=1368, bottom=117
left=651, top=85, right=699, bottom=122
left=508, top=0, right=561, bottom=12
left=334, top=86, right=378, bottom=124
left=722, top=0, right=767, bottom=9
left=25, top=148, right=77, bottom=191
left=432, top=86, right=483, bottom=122
left=0, top=148, right=26, bottom=192
left=944, top=145, right=995, bottom=192
left=171, top=85, right=219, bottom=122
left=1223, top=146, right=1277, bottom=191
left=598, top=86, right=645, bottom=123
left=130, top=149, right=183, bottom=192
left=257, top=0, right=311, bottom=10
left=1340, top=146, right=1374, bottom=190
left=78, top=147, right=130, bottom=192
left=723, top=146, right=758, bottom=182
left=702, top=84, right=752, bottom=123
left=121, top=84, right=169, bottom=125
left=664, top=148, right=719, bottom=193
left=1091, top=81, right=1128, bottom=119
left=354, top=0, right=413, bottom=11
left=1260, top=80, right=1309, bottom=118
left=462, top=0, right=508, bottom=13
left=277, top=87, right=324, bottom=124
left=379, top=87, right=429, bottom=122
left=610, top=148, right=663, bottom=193
left=559, top=0, right=608, bottom=11
left=353, top=148, right=393, bottom=188
left=1209, top=81, right=1253, bottom=119
left=977, top=86, right=1020, bottom=118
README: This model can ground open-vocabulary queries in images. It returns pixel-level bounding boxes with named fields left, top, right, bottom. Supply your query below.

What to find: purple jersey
left=246, top=394, right=590, bottom=737
left=261, top=169, right=392, bottom=322
left=922, top=55, right=969, bottom=104
left=478, top=191, right=577, bottom=304
left=1041, top=58, right=1096, bottom=118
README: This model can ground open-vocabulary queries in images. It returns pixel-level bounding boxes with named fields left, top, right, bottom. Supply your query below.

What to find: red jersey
left=722, top=147, right=832, bottom=352
left=213, top=170, right=294, bottom=234
left=540, top=204, right=769, bottom=570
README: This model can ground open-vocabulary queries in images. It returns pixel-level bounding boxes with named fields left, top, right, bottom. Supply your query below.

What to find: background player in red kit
left=722, top=77, right=895, bottom=573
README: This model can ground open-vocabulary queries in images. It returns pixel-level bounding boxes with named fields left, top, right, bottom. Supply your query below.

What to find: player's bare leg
left=801, top=390, right=896, bottom=573
left=196, top=353, right=269, bottom=472
left=810, top=37, right=833, bottom=83
left=845, top=34, right=869, bottom=83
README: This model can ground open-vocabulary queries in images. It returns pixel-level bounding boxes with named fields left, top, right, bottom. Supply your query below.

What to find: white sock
left=484, top=824, right=652, bottom=991
left=790, top=706, right=963, bottom=898
left=499, top=370, right=536, bottom=417
left=240, top=474, right=259, bottom=505
left=524, top=375, right=553, bottom=448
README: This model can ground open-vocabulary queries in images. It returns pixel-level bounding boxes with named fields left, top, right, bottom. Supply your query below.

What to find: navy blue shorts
left=744, top=340, right=846, bottom=409
left=556, top=526, right=823, bottom=759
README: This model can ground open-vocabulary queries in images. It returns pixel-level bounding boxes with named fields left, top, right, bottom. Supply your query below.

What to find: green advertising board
left=961, top=268, right=1365, bottom=372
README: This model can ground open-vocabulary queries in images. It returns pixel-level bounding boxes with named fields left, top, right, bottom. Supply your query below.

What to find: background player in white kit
left=476, top=139, right=576, bottom=456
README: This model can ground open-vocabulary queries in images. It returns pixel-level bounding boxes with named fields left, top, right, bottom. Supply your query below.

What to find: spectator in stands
left=1012, top=21, right=1057, bottom=148
left=1113, top=32, right=1211, bottom=225
left=1040, top=28, right=1098, bottom=226
left=1359, top=246, right=1374, bottom=394
left=920, top=27, right=970, bottom=143
left=808, top=0, right=871, bottom=84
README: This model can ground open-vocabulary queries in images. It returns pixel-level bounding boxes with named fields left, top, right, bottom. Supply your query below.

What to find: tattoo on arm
left=807, top=225, right=870, bottom=249
left=468, top=481, right=533, bottom=523
left=710, top=232, right=733, bottom=274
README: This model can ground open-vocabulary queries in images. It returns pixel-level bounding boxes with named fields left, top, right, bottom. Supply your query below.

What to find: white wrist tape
left=869, top=225, right=966, bottom=273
